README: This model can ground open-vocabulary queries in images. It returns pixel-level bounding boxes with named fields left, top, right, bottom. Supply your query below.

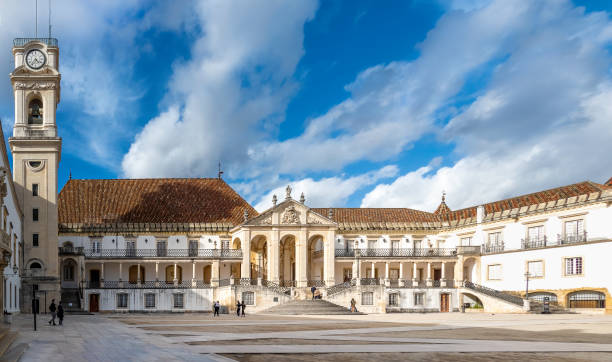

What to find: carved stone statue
left=285, top=185, right=292, bottom=200
left=281, top=206, right=300, bottom=224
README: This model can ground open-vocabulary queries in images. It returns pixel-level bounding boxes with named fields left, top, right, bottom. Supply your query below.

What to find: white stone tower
left=9, top=38, right=62, bottom=307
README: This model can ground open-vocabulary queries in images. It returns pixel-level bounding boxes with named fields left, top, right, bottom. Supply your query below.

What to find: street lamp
left=524, top=271, right=531, bottom=299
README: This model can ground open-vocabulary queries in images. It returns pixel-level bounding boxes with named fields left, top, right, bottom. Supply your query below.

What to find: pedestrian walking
left=350, top=298, right=356, bottom=313
left=48, top=299, right=57, bottom=325
left=214, top=301, right=220, bottom=317
left=240, top=301, right=246, bottom=317
left=57, top=302, right=64, bottom=326
left=236, top=301, right=242, bottom=316
left=311, top=286, right=316, bottom=300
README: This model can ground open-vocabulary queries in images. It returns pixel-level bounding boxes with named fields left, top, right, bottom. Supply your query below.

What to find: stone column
left=155, top=261, right=159, bottom=287
left=173, top=263, right=178, bottom=286
left=119, top=262, right=123, bottom=288
left=241, top=230, right=251, bottom=279
left=426, top=262, right=432, bottom=287
left=384, top=262, right=390, bottom=286
left=356, top=260, right=362, bottom=286
left=323, top=230, right=336, bottom=286
left=269, top=228, right=280, bottom=282
left=412, top=262, right=418, bottom=287
left=455, top=256, right=464, bottom=287
left=212, top=260, right=220, bottom=287
left=192, top=260, right=197, bottom=287
left=137, top=263, right=141, bottom=286
left=441, top=262, right=447, bottom=287
left=296, top=229, right=308, bottom=287
left=399, top=262, right=404, bottom=287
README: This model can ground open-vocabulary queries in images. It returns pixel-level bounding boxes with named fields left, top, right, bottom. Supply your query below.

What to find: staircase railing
left=463, top=281, right=523, bottom=306
left=326, top=279, right=356, bottom=297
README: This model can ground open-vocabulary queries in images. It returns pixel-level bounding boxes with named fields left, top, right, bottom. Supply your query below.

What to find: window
left=91, top=240, right=101, bottom=253
left=32, top=184, right=39, bottom=197
left=173, top=293, right=184, bottom=308
left=564, top=220, right=584, bottom=241
left=125, top=241, right=136, bottom=257
left=487, top=264, right=502, bottom=280
left=63, top=263, right=75, bottom=281
left=528, top=292, right=558, bottom=303
left=528, top=226, right=545, bottom=242
left=242, top=291, right=255, bottom=305
left=32, top=208, right=39, bottom=222
left=189, top=240, right=198, bottom=257
left=28, top=99, right=43, bottom=124
left=30, top=262, right=41, bottom=269
left=414, top=293, right=424, bottom=306
left=413, top=240, right=422, bottom=249
left=389, top=293, right=399, bottom=306
left=527, top=261, right=544, bottom=278
left=488, top=232, right=502, bottom=245
left=460, top=237, right=473, bottom=246
left=32, top=233, right=39, bottom=247
left=568, top=291, right=605, bottom=308
left=361, top=292, right=373, bottom=305
left=156, top=241, right=167, bottom=257
left=145, top=293, right=156, bottom=308
left=117, top=293, right=128, bottom=308
left=565, top=257, right=583, bottom=275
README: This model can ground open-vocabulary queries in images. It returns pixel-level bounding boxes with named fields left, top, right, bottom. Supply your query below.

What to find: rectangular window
left=242, top=291, right=255, bottom=305
left=173, top=293, right=184, bottom=308
left=565, top=257, right=583, bottom=275
left=488, top=232, right=502, bottom=245
left=527, top=261, right=544, bottom=278
left=32, top=208, right=39, bottom=222
left=145, top=293, right=155, bottom=308
left=487, top=264, right=502, bottom=280
left=32, top=233, right=39, bottom=247
left=528, top=226, right=545, bottom=242
left=189, top=240, right=198, bottom=257
left=361, top=292, right=373, bottom=305
left=32, top=184, right=39, bottom=197
left=389, top=293, right=399, bottom=306
left=564, top=220, right=584, bottom=241
left=414, top=293, right=424, bottom=306
left=460, top=237, right=473, bottom=246
left=91, top=241, right=101, bottom=253
left=414, top=240, right=422, bottom=249
left=117, top=293, right=128, bottom=308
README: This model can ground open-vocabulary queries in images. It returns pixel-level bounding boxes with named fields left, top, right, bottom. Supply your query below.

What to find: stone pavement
left=7, top=312, right=612, bottom=361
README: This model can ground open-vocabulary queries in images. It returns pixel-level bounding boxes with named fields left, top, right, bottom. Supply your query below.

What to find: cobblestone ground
left=9, top=312, right=612, bottom=361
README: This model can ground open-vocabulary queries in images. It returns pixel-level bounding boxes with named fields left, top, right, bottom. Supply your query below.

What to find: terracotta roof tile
left=605, top=177, right=612, bottom=187
left=58, top=178, right=257, bottom=225
left=311, top=208, right=438, bottom=223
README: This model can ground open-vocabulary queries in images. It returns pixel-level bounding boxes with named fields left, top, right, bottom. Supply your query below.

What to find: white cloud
left=122, top=0, right=318, bottom=178
left=363, top=0, right=612, bottom=211
left=253, top=165, right=398, bottom=212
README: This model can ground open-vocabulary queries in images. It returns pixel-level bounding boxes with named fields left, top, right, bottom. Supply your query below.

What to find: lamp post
left=524, top=271, right=531, bottom=299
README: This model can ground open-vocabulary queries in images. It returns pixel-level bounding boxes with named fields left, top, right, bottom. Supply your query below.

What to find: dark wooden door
left=440, top=293, right=449, bottom=312
left=90, top=294, right=99, bottom=312
left=90, top=270, right=100, bottom=288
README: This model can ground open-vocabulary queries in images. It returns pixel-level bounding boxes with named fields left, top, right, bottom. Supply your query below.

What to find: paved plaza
left=7, top=312, right=612, bottom=361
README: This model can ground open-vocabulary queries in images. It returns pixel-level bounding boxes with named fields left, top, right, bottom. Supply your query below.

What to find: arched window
left=30, top=262, right=42, bottom=269
left=128, top=265, right=145, bottom=284
left=63, top=260, right=75, bottom=281
left=568, top=291, right=606, bottom=308
left=165, top=265, right=182, bottom=284
left=528, top=292, right=558, bottom=303
left=28, top=99, right=43, bottom=125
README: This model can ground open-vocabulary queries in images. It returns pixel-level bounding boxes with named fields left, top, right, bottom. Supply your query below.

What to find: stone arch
left=250, top=235, right=268, bottom=280
left=27, top=94, right=44, bottom=125
left=463, top=257, right=478, bottom=283
left=279, top=234, right=296, bottom=285
left=567, top=290, right=606, bottom=308
left=461, top=292, right=484, bottom=308
left=232, top=238, right=242, bottom=250
left=528, top=291, right=559, bottom=304
left=128, top=265, right=145, bottom=284
left=203, top=265, right=212, bottom=284
left=307, top=234, right=325, bottom=282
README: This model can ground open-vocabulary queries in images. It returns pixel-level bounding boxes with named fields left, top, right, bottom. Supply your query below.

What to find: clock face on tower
left=26, top=49, right=46, bottom=69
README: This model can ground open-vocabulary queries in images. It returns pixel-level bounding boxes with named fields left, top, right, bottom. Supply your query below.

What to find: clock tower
left=9, top=38, right=62, bottom=307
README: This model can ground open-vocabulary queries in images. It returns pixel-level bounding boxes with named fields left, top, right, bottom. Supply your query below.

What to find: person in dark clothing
left=213, top=301, right=220, bottom=317
left=240, top=301, right=246, bottom=317
left=236, top=301, right=242, bottom=316
left=57, top=302, right=64, bottom=326
left=48, top=299, right=57, bottom=325
left=311, top=286, right=316, bottom=300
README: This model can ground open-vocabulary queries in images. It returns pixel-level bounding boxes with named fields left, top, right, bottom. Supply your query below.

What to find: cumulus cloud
left=122, top=0, right=318, bottom=178
left=363, top=0, right=612, bottom=211
left=253, top=165, right=398, bottom=212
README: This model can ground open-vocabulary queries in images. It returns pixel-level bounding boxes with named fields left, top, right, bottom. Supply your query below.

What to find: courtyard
left=6, top=312, right=612, bottom=361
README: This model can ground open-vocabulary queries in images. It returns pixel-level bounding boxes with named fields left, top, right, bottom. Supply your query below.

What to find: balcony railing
left=522, top=236, right=548, bottom=249
left=59, top=246, right=84, bottom=255
left=83, top=280, right=213, bottom=289
left=558, top=232, right=588, bottom=245
left=83, top=248, right=242, bottom=259
left=482, top=243, right=504, bottom=254
left=13, top=38, right=58, bottom=47
left=336, top=248, right=458, bottom=258
left=360, top=278, right=380, bottom=285
left=307, top=280, right=326, bottom=287
left=456, top=246, right=481, bottom=255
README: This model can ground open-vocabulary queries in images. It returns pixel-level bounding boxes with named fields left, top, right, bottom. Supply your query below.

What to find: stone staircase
left=261, top=299, right=364, bottom=315
left=61, top=288, right=82, bottom=312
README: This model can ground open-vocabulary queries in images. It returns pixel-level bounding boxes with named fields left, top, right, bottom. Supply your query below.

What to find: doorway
left=440, top=293, right=450, bottom=312
left=90, top=270, right=100, bottom=288
left=89, top=294, right=100, bottom=312
left=433, top=269, right=441, bottom=281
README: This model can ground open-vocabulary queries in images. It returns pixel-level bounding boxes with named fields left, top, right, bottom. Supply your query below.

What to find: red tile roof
left=441, top=181, right=607, bottom=221
left=58, top=178, right=257, bottom=225
left=605, top=177, right=612, bottom=186
left=311, top=208, right=438, bottom=223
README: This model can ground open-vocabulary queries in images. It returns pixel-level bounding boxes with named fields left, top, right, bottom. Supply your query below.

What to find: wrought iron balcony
left=521, top=236, right=548, bottom=249
left=456, top=245, right=481, bottom=255
left=335, top=248, right=458, bottom=258
left=13, top=38, right=58, bottom=47
left=83, top=280, right=212, bottom=289
left=558, top=232, right=588, bottom=245
left=59, top=246, right=84, bottom=256
left=83, top=248, right=242, bottom=259
left=482, top=242, right=504, bottom=254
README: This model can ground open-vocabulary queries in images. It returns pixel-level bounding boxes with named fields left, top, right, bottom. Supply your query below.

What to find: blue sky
left=1, top=0, right=611, bottom=212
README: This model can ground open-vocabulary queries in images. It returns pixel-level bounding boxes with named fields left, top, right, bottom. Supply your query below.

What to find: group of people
left=48, top=299, right=65, bottom=326
left=212, top=300, right=247, bottom=317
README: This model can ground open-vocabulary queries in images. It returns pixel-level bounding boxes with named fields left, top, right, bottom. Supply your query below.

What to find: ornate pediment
left=242, top=199, right=336, bottom=227
left=281, top=205, right=300, bottom=224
